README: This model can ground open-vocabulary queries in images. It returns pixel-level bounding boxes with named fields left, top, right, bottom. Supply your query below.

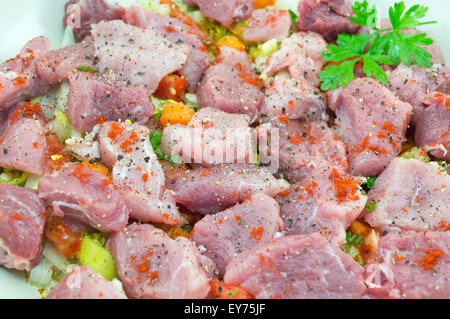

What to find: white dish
left=0, top=0, right=448, bottom=298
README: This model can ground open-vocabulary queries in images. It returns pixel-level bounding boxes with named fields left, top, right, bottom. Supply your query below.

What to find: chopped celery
left=24, top=173, right=40, bottom=190
left=50, top=109, right=81, bottom=142
left=30, top=96, right=42, bottom=104
left=183, top=93, right=198, bottom=110
left=341, top=243, right=365, bottom=267
left=201, top=18, right=230, bottom=44
left=0, top=169, right=29, bottom=186
left=76, top=234, right=118, bottom=281
left=400, top=147, right=430, bottom=162
left=249, top=38, right=280, bottom=59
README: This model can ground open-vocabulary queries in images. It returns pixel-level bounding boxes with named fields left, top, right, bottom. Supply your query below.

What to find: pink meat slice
left=261, top=76, right=327, bottom=122
left=124, top=6, right=209, bottom=92
left=64, top=0, right=126, bottom=40
left=387, top=63, right=450, bottom=125
left=264, top=32, right=327, bottom=87
left=37, top=38, right=97, bottom=85
left=197, top=47, right=264, bottom=123
left=38, top=163, right=129, bottom=232
left=170, top=164, right=289, bottom=215
left=224, top=233, right=367, bottom=299
left=364, top=231, right=450, bottom=299
left=46, top=266, right=127, bottom=299
left=189, top=0, right=253, bottom=27
left=362, top=158, right=450, bottom=233
left=296, top=0, right=360, bottom=42
left=98, top=121, right=181, bottom=224
left=66, top=71, right=153, bottom=133
left=275, top=165, right=367, bottom=245
left=0, top=184, right=46, bottom=271
left=191, top=192, right=282, bottom=275
left=161, top=107, right=255, bottom=166
left=106, top=223, right=212, bottom=299
left=243, top=9, right=291, bottom=43
left=91, top=20, right=189, bottom=94
left=0, top=103, right=48, bottom=176
left=258, top=119, right=348, bottom=181
left=0, top=37, right=51, bottom=111
left=328, top=77, right=412, bottom=177
left=414, top=92, right=450, bottom=161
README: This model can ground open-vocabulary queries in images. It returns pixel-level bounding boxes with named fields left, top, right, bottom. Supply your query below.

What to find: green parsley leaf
left=361, top=176, right=377, bottom=190
left=288, top=9, right=298, bottom=27
left=149, top=130, right=166, bottom=160
left=365, top=201, right=377, bottom=212
left=350, top=0, right=378, bottom=29
left=388, top=2, right=436, bottom=30
left=438, top=161, right=449, bottom=172
left=345, top=231, right=365, bottom=245
left=318, top=0, right=436, bottom=90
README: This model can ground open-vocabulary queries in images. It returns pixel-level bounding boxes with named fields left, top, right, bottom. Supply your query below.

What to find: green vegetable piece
left=76, top=66, right=98, bottom=73
left=0, top=169, right=29, bottom=186
left=361, top=176, right=377, bottom=190
left=345, top=231, right=365, bottom=245
left=365, top=201, right=377, bottom=212
left=319, top=0, right=436, bottom=90
left=288, top=9, right=298, bottom=27
left=438, top=161, right=449, bottom=172
left=76, top=234, right=118, bottom=281
left=341, top=243, right=365, bottom=266
left=400, top=147, right=430, bottom=162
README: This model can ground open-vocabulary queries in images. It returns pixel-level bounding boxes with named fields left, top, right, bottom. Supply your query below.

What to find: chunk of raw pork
left=64, top=0, right=126, bottom=40
left=224, top=233, right=367, bottom=299
left=46, top=266, right=127, bottom=299
left=98, top=121, right=181, bottom=224
left=188, top=0, right=253, bottom=27
left=296, top=0, right=360, bottom=42
left=197, top=47, right=264, bottom=123
left=169, top=164, right=289, bottom=215
left=66, top=71, right=153, bottom=133
left=124, top=6, right=209, bottom=92
left=243, top=9, right=291, bottom=43
left=161, top=107, right=255, bottom=166
left=38, top=163, right=129, bottom=232
left=328, top=78, right=412, bottom=177
left=264, top=32, right=327, bottom=87
left=365, top=231, right=450, bottom=299
left=0, top=37, right=51, bottom=111
left=0, top=184, right=46, bottom=271
left=414, top=92, right=450, bottom=161
left=0, top=103, right=48, bottom=176
left=191, top=193, right=282, bottom=275
left=91, top=20, right=189, bottom=94
left=107, top=223, right=212, bottom=299
left=261, top=76, right=327, bottom=122
left=362, top=158, right=450, bottom=233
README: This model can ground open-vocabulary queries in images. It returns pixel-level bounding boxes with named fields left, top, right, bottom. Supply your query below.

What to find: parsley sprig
left=319, top=1, right=437, bottom=90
